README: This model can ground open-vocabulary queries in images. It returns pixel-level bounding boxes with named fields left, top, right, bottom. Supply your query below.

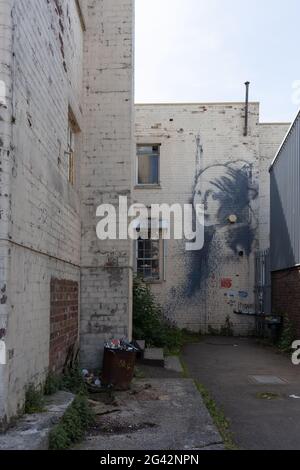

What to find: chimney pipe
left=244, top=81, right=250, bottom=137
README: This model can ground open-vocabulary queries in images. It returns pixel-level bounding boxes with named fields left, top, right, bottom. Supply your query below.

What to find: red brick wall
left=50, top=278, right=79, bottom=373
left=272, top=267, right=300, bottom=337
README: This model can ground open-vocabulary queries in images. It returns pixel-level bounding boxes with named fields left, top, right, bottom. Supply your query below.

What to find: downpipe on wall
left=244, top=81, right=250, bottom=137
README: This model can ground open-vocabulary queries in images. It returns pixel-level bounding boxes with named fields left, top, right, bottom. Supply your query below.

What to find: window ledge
left=134, top=184, right=162, bottom=190
left=143, top=279, right=165, bottom=285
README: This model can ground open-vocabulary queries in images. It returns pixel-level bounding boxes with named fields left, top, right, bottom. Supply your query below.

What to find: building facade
left=0, top=0, right=134, bottom=428
left=134, top=103, right=288, bottom=335
left=0, top=0, right=291, bottom=430
left=270, top=111, right=300, bottom=337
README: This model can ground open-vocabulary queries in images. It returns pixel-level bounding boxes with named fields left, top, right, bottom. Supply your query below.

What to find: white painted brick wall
left=0, top=0, right=134, bottom=425
left=134, top=104, right=288, bottom=334
left=80, top=0, right=134, bottom=369
left=0, top=0, right=84, bottom=424
left=0, top=0, right=14, bottom=428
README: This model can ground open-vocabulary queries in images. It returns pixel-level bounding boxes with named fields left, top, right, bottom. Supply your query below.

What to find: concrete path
left=182, top=337, right=300, bottom=450
left=75, top=379, right=224, bottom=450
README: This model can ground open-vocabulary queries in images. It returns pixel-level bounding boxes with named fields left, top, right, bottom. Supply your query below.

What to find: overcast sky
left=135, top=0, right=300, bottom=122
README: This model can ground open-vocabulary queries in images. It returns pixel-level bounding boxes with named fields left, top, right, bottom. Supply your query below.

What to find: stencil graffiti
left=221, top=278, right=233, bottom=289
left=185, top=135, right=258, bottom=297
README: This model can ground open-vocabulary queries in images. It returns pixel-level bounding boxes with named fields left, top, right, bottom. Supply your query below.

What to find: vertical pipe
left=244, top=81, right=250, bottom=137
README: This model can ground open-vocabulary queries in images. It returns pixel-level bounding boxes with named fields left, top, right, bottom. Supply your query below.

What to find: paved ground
left=75, top=379, right=224, bottom=450
left=182, top=337, right=300, bottom=450
left=0, top=391, right=74, bottom=450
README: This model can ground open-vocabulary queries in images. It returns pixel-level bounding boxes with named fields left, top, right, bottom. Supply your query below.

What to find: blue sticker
left=239, top=291, right=249, bottom=299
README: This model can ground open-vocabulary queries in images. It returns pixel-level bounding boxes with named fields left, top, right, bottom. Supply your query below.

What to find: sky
left=135, top=0, right=300, bottom=122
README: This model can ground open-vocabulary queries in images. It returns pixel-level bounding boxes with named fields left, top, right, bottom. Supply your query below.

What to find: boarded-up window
left=50, top=279, right=79, bottom=373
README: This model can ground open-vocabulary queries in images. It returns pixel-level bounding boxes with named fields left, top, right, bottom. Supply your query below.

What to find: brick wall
left=0, top=0, right=83, bottom=423
left=272, top=267, right=300, bottom=337
left=50, top=278, right=79, bottom=373
left=134, top=104, right=288, bottom=335
left=80, top=0, right=134, bottom=369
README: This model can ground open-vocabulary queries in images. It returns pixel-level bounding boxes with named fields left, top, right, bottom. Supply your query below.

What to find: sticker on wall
left=236, top=303, right=255, bottom=315
left=0, top=340, right=6, bottom=365
left=227, top=291, right=238, bottom=298
left=239, top=291, right=249, bottom=299
left=221, top=278, right=232, bottom=289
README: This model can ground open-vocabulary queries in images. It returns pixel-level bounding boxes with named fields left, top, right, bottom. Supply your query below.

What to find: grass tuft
left=49, top=394, right=95, bottom=450
left=25, top=384, right=45, bottom=414
left=195, top=381, right=238, bottom=450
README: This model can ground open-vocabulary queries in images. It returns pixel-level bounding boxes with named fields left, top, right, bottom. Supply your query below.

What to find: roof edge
left=135, top=101, right=260, bottom=107
left=269, top=108, right=300, bottom=172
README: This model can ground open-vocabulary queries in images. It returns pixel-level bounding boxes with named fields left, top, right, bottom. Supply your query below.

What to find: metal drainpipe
left=0, top=0, right=14, bottom=427
left=244, top=81, right=250, bottom=137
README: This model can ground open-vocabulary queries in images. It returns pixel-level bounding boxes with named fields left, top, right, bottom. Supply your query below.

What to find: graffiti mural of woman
left=186, top=134, right=259, bottom=296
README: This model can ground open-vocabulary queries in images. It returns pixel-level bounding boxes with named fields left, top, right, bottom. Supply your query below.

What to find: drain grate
left=249, top=375, right=287, bottom=385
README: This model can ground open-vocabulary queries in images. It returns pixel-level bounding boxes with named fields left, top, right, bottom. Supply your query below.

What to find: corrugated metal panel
left=270, top=111, right=300, bottom=271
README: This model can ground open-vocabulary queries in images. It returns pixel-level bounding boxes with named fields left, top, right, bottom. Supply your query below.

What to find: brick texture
left=134, top=104, right=288, bottom=335
left=50, top=278, right=79, bottom=373
left=272, top=267, right=300, bottom=337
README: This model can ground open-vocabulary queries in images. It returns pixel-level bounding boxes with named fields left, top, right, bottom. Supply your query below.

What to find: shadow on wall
left=270, top=175, right=296, bottom=272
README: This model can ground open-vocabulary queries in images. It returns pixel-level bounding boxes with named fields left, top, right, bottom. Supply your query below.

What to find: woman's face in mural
left=193, top=162, right=258, bottom=229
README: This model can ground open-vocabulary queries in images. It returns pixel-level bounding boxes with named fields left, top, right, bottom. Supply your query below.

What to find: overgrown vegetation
left=277, top=315, right=296, bottom=352
left=195, top=381, right=238, bottom=450
left=133, top=276, right=201, bottom=354
left=25, top=385, right=45, bottom=414
left=49, top=394, right=95, bottom=450
left=44, top=367, right=87, bottom=397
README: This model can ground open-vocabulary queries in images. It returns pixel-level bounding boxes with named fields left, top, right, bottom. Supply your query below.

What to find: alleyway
left=182, top=337, right=300, bottom=450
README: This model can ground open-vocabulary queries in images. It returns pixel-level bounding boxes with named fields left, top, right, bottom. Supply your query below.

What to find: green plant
left=195, top=381, right=237, bottom=450
left=49, top=395, right=95, bottom=450
left=133, top=277, right=201, bottom=354
left=61, top=367, right=87, bottom=395
left=278, top=315, right=296, bottom=352
left=48, top=424, right=71, bottom=450
left=256, top=392, right=281, bottom=400
left=44, top=373, right=62, bottom=396
left=25, top=384, right=45, bottom=414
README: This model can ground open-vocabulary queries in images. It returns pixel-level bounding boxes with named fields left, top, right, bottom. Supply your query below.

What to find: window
left=66, top=108, right=80, bottom=185
left=136, top=219, right=166, bottom=282
left=137, top=145, right=160, bottom=185
left=136, top=228, right=164, bottom=282
left=67, top=124, right=75, bottom=185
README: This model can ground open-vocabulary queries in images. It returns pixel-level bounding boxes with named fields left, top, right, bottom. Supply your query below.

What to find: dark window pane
left=136, top=235, right=161, bottom=281
left=137, top=145, right=159, bottom=185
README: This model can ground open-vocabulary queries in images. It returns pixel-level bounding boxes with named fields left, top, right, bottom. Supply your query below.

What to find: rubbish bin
left=264, top=315, right=282, bottom=343
left=102, top=348, right=136, bottom=391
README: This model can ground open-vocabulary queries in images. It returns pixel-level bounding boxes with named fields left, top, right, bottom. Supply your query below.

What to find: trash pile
left=82, top=369, right=102, bottom=389
left=104, top=338, right=140, bottom=352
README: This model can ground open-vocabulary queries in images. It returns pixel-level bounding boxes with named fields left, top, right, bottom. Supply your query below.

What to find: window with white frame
left=137, top=145, right=160, bottom=185
left=136, top=228, right=164, bottom=281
